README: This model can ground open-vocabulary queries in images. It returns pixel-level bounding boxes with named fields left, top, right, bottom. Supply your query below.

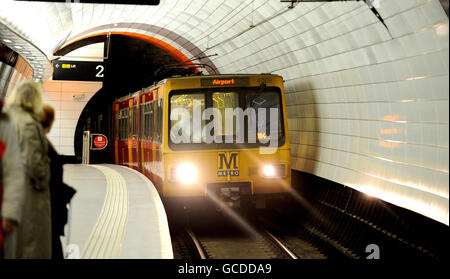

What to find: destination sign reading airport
left=53, top=60, right=105, bottom=81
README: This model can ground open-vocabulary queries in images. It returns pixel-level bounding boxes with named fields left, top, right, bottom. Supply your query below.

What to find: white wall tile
left=211, top=0, right=450, bottom=224
left=42, top=80, right=102, bottom=156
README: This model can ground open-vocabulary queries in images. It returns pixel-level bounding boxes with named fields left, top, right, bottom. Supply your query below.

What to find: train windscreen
left=169, top=87, right=285, bottom=150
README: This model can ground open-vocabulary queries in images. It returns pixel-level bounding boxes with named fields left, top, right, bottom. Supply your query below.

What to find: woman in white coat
left=6, top=80, right=51, bottom=259
left=0, top=102, right=26, bottom=259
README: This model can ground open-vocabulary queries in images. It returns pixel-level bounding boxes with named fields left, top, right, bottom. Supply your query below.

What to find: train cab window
left=213, top=92, right=238, bottom=137
left=170, top=94, right=205, bottom=143
left=169, top=87, right=285, bottom=149
left=245, top=92, right=283, bottom=140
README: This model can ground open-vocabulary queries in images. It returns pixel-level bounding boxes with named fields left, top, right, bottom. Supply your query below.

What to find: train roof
left=152, top=73, right=280, bottom=87
left=115, top=73, right=282, bottom=102
left=162, top=73, right=278, bottom=81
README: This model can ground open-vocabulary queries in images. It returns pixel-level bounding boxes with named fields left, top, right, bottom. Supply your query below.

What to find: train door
left=129, top=96, right=139, bottom=170
left=113, top=102, right=119, bottom=165
left=138, top=94, right=143, bottom=173
left=141, top=90, right=153, bottom=180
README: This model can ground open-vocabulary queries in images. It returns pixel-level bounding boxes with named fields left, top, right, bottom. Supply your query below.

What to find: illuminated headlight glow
left=176, top=163, right=198, bottom=184
left=263, top=165, right=275, bottom=177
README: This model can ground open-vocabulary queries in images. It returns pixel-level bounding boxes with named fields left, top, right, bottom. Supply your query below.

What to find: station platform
left=61, top=163, right=173, bottom=259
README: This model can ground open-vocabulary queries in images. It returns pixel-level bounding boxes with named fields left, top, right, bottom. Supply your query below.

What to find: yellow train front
left=113, top=74, right=290, bottom=210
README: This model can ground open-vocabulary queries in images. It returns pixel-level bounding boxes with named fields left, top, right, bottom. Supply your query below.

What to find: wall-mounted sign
left=90, top=134, right=108, bottom=150
left=53, top=60, right=105, bottom=81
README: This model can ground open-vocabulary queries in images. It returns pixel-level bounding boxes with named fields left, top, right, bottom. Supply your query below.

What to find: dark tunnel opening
left=73, top=34, right=195, bottom=161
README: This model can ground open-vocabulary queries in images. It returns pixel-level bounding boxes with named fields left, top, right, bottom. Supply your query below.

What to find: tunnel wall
left=42, top=80, right=102, bottom=155
left=1, top=56, right=32, bottom=100
left=210, top=0, right=449, bottom=224
left=42, top=43, right=104, bottom=155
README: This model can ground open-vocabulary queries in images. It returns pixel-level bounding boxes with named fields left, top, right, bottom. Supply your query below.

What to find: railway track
left=182, top=226, right=297, bottom=259
left=170, top=208, right=300, bottom=259
left=170, top=187, right=448, bottom=260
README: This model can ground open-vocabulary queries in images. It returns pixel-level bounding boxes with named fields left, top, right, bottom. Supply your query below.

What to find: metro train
left=112, top=74, right=291, bottom=210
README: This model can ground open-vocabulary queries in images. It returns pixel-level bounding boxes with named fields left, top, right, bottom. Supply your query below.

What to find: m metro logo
left=217, top=152, right=239, bottom=177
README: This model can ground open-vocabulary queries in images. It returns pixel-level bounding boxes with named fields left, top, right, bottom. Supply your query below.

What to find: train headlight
left=261, top=164, right=285, bottom=178
left=176, top=163, right=198, bottom=184
left=263, top=165, right=276, bottom=177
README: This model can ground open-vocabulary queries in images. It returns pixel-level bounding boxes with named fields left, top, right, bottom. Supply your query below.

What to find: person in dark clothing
left=39, top=104, right=76, bottom=259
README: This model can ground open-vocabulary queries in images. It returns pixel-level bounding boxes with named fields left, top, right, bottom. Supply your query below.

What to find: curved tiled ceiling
left=57, top=24, right=219, bottom=74
left=0, top=0, right=448, bottom=225
left=0, top=18, right=52, bottom=80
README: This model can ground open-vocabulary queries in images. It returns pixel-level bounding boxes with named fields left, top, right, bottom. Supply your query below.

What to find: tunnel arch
left=56, top=31, right=198, bottom=72
left=53, top=27, right=222, bottom=162
left=58, top=33, right=206, bottom=161
left=55, top=22, right=220, bottom=75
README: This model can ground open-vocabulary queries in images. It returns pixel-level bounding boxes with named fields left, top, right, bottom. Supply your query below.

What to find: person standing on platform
left=39, top=104, right=76, bottom=259
left=5, top=80, right=52, bottom=259
left=0, top=99, right=26, bottom=259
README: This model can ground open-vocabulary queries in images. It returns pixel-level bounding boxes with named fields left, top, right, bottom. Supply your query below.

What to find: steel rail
left=185, top=227, right=207, bottom=259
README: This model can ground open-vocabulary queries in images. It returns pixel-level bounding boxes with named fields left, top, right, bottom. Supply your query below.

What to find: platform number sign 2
left=96, top=65, right=104, bottom=78
left=366, top=244, right=380, bottom=259
left=52, top=60, right=106, bottom=81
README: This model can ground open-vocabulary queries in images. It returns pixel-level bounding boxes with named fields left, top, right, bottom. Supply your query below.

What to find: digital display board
left=201, top=77, right=250, bottom=87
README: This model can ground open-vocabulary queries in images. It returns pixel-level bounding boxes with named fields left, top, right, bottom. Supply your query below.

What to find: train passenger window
left=119, top=108, right=128, bottom=140
left=139, top=104, right=145, bottom=140
left=115, top=110, right=119, bottom=140
left=142, top=103, right=146, bottom=140
left=152, top=100, right=158, bottom=142
left=119, top=110, right=123, bottom=140
left=128, top=107, right=132, bottom=138
left=148, top=103, right=153, bottom=141
left=132, top=106, right=137, bottom=137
